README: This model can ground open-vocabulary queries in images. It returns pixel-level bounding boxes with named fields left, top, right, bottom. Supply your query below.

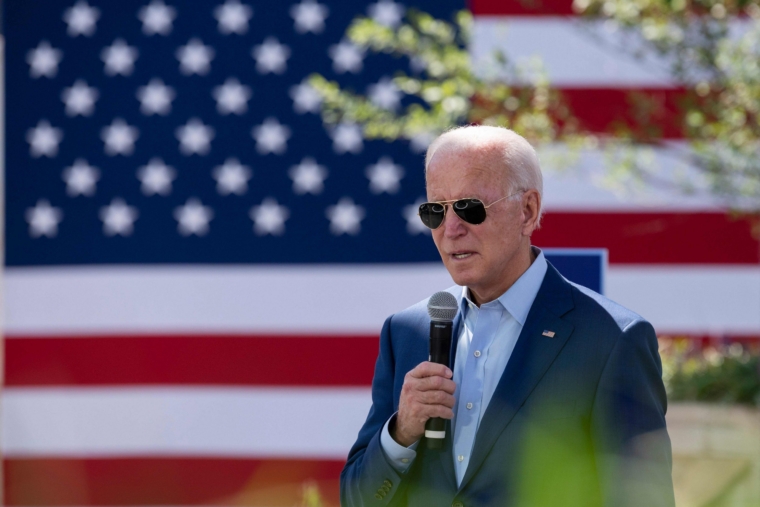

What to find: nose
left=441, top=205, right=467, bottom=238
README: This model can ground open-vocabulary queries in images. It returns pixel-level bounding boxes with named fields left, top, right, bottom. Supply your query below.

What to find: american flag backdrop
left=3, top=0, right=759, bottom=505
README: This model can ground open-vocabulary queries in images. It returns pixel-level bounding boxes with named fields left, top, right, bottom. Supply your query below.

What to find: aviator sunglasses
left=418, top=191, right=524, bottom=230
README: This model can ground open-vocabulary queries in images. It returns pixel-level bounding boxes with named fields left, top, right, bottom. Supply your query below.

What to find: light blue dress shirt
left=380, top=248, right=548, bottom=486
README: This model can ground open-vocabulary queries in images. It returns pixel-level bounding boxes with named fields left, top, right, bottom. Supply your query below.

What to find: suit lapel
left=458, top=263, right=575, bottom=490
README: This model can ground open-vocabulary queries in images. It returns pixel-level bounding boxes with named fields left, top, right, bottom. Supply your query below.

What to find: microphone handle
left=425, top=320, right=452, bottom=449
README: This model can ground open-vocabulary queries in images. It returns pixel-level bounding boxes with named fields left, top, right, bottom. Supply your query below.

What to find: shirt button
left=466, top=402, right=473, bottom=410
left=401, top=458, right=409, bottom=463
left=457, top=455, right=464, bottom=462
left=474, top=350, right=481, bottom=357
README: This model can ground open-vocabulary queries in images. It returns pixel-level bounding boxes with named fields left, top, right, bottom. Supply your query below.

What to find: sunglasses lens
left=453, top=199, right=487, bottom=225
left=419, top=202, right=445, bottom=229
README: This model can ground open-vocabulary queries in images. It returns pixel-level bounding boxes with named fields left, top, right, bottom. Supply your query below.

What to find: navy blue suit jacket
left=341, top=262, right=675, bottom=507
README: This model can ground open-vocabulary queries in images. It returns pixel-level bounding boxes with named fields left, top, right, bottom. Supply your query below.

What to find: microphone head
left=427, top=291, right=458, bottom=322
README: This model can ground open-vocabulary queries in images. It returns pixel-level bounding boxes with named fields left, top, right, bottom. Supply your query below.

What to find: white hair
left=424, top=125, right=544, bottom=218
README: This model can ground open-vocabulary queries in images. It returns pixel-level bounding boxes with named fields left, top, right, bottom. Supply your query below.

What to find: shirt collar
left=459, top=246, right=548, bottom=326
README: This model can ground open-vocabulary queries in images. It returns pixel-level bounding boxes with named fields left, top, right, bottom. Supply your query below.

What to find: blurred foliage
left=298, top=480, right=326, bottom=507
left=575, top=0, right=760, bottom=212
left=310, top=2, right=760, bottom=213
left=308, top=10, right=587, bottom=150
left=660, top=338, right=760, bottom=406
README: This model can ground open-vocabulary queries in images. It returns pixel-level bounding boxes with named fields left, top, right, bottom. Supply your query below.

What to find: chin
left=446, top=266, right=479, bottom=289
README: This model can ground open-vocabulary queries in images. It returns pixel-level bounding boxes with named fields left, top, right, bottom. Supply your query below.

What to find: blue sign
left=544, top=248, right=607, bottom=294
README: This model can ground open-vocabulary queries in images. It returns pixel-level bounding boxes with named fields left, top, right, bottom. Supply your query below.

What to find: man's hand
left=391, top=362, right=456, bottom=447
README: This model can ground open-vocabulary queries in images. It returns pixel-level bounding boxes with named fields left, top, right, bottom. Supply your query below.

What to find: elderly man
left=341, top=126, right=674, bottom=507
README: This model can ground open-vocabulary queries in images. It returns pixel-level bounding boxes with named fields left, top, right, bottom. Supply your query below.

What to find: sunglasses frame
left=418, top=191, right=525, bottom=230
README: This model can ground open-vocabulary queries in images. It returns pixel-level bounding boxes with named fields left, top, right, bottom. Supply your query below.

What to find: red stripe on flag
left=5, top=335, right=378, bottom=387
left=559, top=87, right=687, bottom=139
left=4, top=457, right=344, bottom=506
left=7, top=332, right=760, bottom=387
left=469, top=0, right=577, bottom=15
left=476, top=88, right=688, bottom=139
left=534, top=212, right=760, bottom=265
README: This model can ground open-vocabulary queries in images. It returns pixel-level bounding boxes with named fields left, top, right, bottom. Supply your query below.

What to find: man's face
left=425, top=143, right=534, bottom=304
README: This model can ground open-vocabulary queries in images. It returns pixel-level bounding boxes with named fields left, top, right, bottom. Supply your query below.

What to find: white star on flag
left=250, top=198, right=290, bottom=236
left=25, top=199, right=63, bottom=238
left=410, top=130, right=435, bottom=153
left=214, top=0, right=253, bottom=35
left=252, top=117, right=291, bottom=154
left=368, top=0, right=404, bottom=27
left=289, top=80, right=322, bottom=114
left=27, top=120, right=63, bottom=158
left=174, top=198, right=214, bottom=236
left=403, top=197, right=431, bottom=235
left=62, top=159, right=100, bottom=196
left=101, top=118, right=139, bottom=156
left=290, top=0, right=329, bottom=34
left=213, top=78, right=252, bottom=115
left=138, top=0, right=176, bottom=36
left=176, top=118, right=215, bottom=155
left=409, top=55, right=426, bottom=73
left=368, top=77, right=402, bottom=110
left=366, top=156, right=404, bottom=194
left=101, top=39, right=138, bottom=76
left=329, top=40, right=365, bottom=73
left=252, top=37, right=291, bottom=74
left=99, top=198, right=139, bottom=236
left=136, top=78, right=175, bottom=115
left=331, top=123, right=363, bottom=154
left=213, top=158, right=252, bottom=195
left=176, top=38, right=215, bottom=75
left=63, top=1, right=100, bottom=37
left=61, top=80, right=99, bottom=116
left=326, top=197, right=365, bottom=235
left=137, top=158, right=176, bottom=196
left=27, top=41, right=62, bottom=78
left=289, top=157, right=328, bottom=195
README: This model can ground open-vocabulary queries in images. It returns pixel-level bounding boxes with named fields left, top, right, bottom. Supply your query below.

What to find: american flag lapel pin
left=542, top=330, right=556, bottom=338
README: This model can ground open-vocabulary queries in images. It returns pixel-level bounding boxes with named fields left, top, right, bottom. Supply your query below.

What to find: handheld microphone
left=425, top=291, right=458, bottom=449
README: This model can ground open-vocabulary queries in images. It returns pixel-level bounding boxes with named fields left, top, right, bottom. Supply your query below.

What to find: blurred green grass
left=661, top=339, right=760, bottom=407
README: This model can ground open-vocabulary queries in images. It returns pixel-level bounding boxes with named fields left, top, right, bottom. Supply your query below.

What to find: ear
left=521, top=189, right=542, bottom=236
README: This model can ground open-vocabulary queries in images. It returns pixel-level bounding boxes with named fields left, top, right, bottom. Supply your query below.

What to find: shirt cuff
left=380, top=413, right=418, bottom=473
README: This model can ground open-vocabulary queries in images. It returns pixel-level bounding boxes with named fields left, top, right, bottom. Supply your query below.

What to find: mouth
left=451, top=251, right=475, bottom=260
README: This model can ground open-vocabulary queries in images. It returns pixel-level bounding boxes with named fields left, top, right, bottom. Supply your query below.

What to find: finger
left=408, top=361, right=452, bottom=380
left=419, top=390, right=456, bottom=408
left=427, top=405, right=455, bottom=420
left=401, top=403, right=454, bottom=426
left=416, top=375, right=457, bottom=394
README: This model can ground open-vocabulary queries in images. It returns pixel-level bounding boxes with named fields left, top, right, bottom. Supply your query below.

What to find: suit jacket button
left=452, top=502, right=464, bottom=507
left=381, top=485, right=391, bottom=493
left=374, top=493, right=382, bottom=500
left=383, top=479, right=393, bottom=488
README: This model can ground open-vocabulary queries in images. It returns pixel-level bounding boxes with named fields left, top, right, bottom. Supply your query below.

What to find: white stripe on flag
left=471, top=17, right=674, bottom=86
left=2, top=387, right=372, bottom=458
left=470, top=17, right=753, bottom=86
left=539, top=143, right=724, bottom=212
left=3, top=265, right=453, bottom=335
left=607, top=266, right=760, bottom=335
left=6, top=265, right=760, bottom=336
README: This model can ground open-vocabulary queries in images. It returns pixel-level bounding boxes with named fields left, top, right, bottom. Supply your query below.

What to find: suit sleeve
left=591, top=319, right=676, bottom=507
left=340, top=315, right=409, bottom=507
